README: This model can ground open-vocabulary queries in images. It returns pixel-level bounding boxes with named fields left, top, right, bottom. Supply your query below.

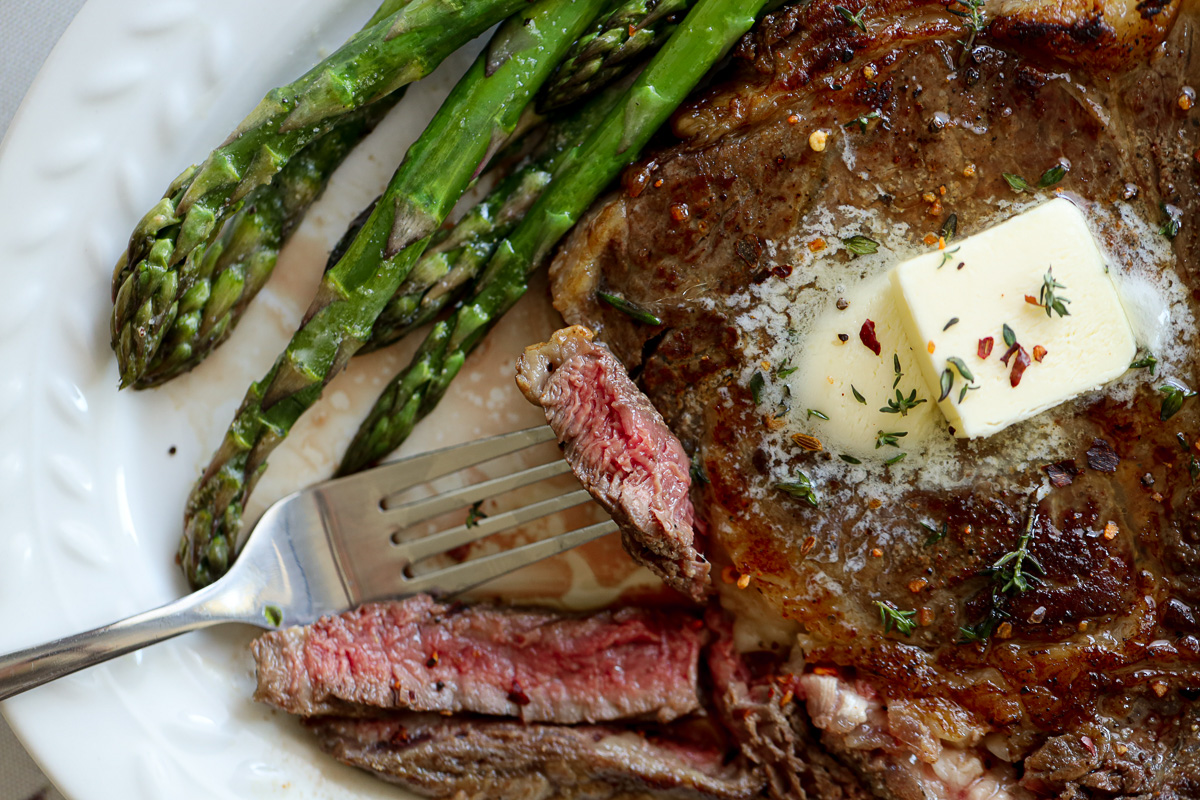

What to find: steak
left=517, top=324, right=711, bottom=601
left=549, top=0, right=1200, bottom=797
left=252, top=594, right=703, bottom=723
left=305, top=713, right=766, bottom=800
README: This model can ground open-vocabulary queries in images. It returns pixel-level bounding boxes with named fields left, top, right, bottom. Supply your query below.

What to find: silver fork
left=0, top=426, right=615, bottom=701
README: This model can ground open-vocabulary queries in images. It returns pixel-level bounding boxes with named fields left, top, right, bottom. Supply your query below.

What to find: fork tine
left=384, top=460, right=573, bottom=529
left=357, top=425, right=558, bottom=497
left=400, top=519, right=620, bottom=598
left=397, top=488, right=595, bottom=564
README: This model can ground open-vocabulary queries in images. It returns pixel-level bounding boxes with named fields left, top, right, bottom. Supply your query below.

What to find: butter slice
left=890, top=198, right=1136, bottom=439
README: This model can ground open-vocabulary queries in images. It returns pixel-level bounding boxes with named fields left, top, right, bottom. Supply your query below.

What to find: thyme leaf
left=922, top=521, right=948, bottom=546
left=851, top=385, right=867, bottom=405
left=807, top=408, right=830, bottom=421
left=1002, top=172, right=1032, bottom=193
left=843, top=110, right=881, bottom=133
left=749, top=371, right=766, bottom=405
left=843, top=234, right=880, bottom=255
left=840, top=454, right=863, bottom=465
left=465, top=500, right=488, bottom=528
left=598, top=291, right=662, bottom=325
left=1038, top=164, right=1068, bottom=188
left=1159, top=382, right=1197, bottom=421
left=1129, top=351, right=1158, bottom=375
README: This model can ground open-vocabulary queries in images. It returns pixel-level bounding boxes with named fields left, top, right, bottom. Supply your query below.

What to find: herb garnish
left=943, top=317, right=960, bottom=331
left=1160, top=203, right=1181, bottom=240
left=1129, top=350, right=1157, bottom=375
left=941, top=213, right=958, bottom=242
left=263, top=605, right=284, bottom=627
left=876, top=430, right=908, bottom=449
left=1030, top=268, right=1070, bottom=318
left=598, top=291, right=661, bottom=325
left=1002, top=323, right=1016, bottom=348
left=466, top=500, right=488, bottom=528
left=1038, top=163, right=1068, bottom=188
left=1002, top=172, right=1032, bottom=193
left=987, top=492, right=1046, bottom=593
left=851, top=385, right=867, bottom=404
left=690, top=457, right=709, bottom=485
left=807, top=408, right=830, bottom=421
left=833, top=4, right=867, bottom=32
left=776, top=360, right=799, bottom=379
left=843, top=234, right=880, bottom=255
left=947, top=0, right=985, bottom=63
left=777, top=471, right=819, bottom=507
left=892, top=354, right=904, bottom=388
left=1002, top=164, right=1068, bottom=194
left=937, top=246, right=961, bottom=269
left=922, top=521, right=948, bottom=546
left=958, top=609, right=1003, bottom=644
left=749, top=371, right=766, bottom=405
left=1159, top=382, right=1197, bottom=421
left=876, top=601, right=918, bottom=636
left=840, top=454, right=863, bottom=465
left=945, top=356, right=975, bottom=383
left=939, top=368, right=954, bottom=402
left=885, top=452, right=908, bottom=465
left=844, top=110, right=880, bottom=133
left=881, top=388, right=927, bottom=416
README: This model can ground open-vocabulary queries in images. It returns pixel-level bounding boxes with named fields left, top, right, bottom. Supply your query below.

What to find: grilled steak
left=549, top=0, right=1200, bottom=797
left=306, top=713, right=765, bottom=800
left=517, top=324, right=711, bottom=601
left=252, top=595, right=703, bottom=723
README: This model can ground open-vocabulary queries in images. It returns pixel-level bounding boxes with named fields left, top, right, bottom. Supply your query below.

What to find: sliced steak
left=252, top=594, right=703, bottom=723
left=305, top=713, right=765, bottom=800
left=516, top=324, right=711, bottom=601
left=549, top=0, right=1200, bottom=797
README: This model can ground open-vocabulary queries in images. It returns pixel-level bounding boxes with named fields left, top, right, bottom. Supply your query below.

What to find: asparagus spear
left=111, top=0, right=529, bottom=389
left=539, top=0, right=693, bottom=111
left=338, top=0, right=768, bottom=474
left=179, top=0, right=613, bottom=589
left=135, top=98, right=400, bottom=388
left=362, top=90, right=627, bottom=352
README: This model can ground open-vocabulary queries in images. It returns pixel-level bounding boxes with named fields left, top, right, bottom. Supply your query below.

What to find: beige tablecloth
left=1, top=4, right=88, bottom=796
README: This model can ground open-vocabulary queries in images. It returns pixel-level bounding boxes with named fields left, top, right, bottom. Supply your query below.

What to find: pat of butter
left=890, top=198, right=1136, bottom=439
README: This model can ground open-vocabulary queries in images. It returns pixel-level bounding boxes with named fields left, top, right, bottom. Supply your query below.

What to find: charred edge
left=387, top=199, right=440, bottom=258
left=990, top=14, right=1115, bottom=50
left=1137, top=0, right=1174, bottom=20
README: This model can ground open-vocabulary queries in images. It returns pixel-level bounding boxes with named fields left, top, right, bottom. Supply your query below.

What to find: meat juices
left=517, top=324, right=711, bottom=601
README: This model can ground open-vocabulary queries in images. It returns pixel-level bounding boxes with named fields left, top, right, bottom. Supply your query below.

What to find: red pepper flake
left=787, top=113, right=800, bottom=124
left=859, top=319, right=882, bottom=356
left=977, top=337, right=994, bottom=359
left=1032, top=345, right=1047, bottom=362
left=1000, top=342, right=1021, bottom=366
left=1025, top=294, right=1040, bottom=306
left=1009, top=347, right=1032, bottom=387
left=508, top=681, right=532, bottom=706
left=670, top=203, right=689, bottom=222
left=653, top=178, right=663, bottom=188
left=628, top=23, right=637, bottom=36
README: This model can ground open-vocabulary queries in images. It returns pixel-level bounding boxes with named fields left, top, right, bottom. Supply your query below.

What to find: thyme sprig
left=834, top=4, right=867, bottom=32
left=937, top=245, right=961, bottom=269
left=986, top=492, right=1046, bottom=593
left=892, top=354, right=904, bottom=388
left=844, top=110, right=881, bottom=133
left=1159, top=382, right=1197, bottom=421
left=922, top=520, right=948, bottom=546
left=876, top=601, right=918, bottom=636
left=881, top=388, right=927, bottom=416
left=777, top=471, right=819, bottom=507
left=876, top=430, right=907, bottom=449
left=1031, top=268, right=1070, bottom=318
left=947, top=0, right=985, bottom=63
left=1129, top=350, right=1158, bottom=375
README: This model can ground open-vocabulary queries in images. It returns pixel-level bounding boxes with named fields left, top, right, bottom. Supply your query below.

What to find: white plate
left=0, top=2, right=653, bottom=797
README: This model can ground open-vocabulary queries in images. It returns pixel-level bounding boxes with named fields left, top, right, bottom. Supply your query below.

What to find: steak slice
left=252, top=594, right=703, bottom=723
left=548, top=0, right=1200, bottom=797
left=305, top=713, right=765, bottom=800
left=516, top=324, right=711, bottom=601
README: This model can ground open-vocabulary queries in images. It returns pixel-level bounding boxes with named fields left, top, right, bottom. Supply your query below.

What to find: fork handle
left=0, top=580, right=251, bottom=702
